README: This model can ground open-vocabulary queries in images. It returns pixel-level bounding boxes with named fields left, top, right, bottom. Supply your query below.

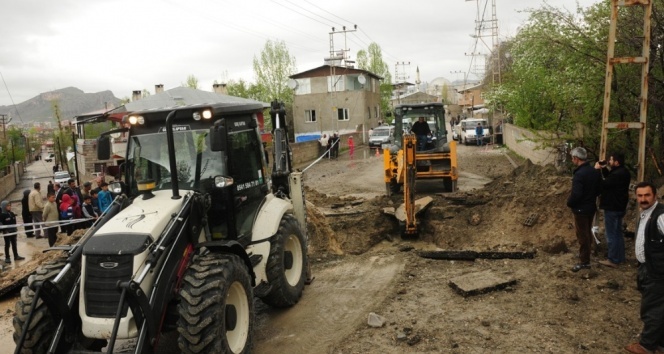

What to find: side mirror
left=97, top=136, right=111, bottom=160
left=210, top=119, right=227, bottom=152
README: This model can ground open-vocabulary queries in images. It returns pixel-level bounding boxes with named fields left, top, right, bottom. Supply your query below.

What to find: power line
left=270, top=0, right=335, bottom=28
left=302, top=0, right=354, bottom=25
left=0, top=71, right=23, bottom=124
left=282, top=0, right=345, bottom=28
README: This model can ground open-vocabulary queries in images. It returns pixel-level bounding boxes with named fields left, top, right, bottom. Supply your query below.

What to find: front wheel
left=13, top=257, right=99, bottom=353
left=260, top=214, right=307, bottom=308
left=178, top=253, right=254, bottom=354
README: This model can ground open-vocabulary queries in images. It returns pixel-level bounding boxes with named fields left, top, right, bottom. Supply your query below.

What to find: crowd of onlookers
left=1, top=177, right=115, bottom=263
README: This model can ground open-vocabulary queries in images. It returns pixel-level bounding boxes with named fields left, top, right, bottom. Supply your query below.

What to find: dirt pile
left=0, top=229, right=86, bottom=296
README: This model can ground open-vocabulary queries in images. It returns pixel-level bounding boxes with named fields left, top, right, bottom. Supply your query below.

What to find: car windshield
left=127, top=129, right=225, bottom=192
left=54, top=172, right=69, bottom=179
left=372, top=129, right=390, bottom=137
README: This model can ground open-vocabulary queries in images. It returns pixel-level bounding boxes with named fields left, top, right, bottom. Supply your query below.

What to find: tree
left=487, top=1, right=664, bottom=179
left=183, top=75, right=199, bottom=89
left=356, top=43, right=393, bottom=119
left=253, top=40, right=297, bottom=104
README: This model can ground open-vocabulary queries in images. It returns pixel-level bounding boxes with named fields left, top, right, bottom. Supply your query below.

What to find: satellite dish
left=357, top=74, right=366, bottom=85
left=287, top=79, right=299, bottom=90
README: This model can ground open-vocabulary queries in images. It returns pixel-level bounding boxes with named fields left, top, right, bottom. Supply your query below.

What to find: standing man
left=411, top=117, right=431, bottom=151
left=624, top=182, right=664, bottom=354
left=319, top=134, right=329, bottom=158
left=566, top=147, right=601, bottom=272
left=28, top=182, right=45, bottom=239
left=595, top=152, right=631, bottom=268
left=475, top=123, right=484, bottom=146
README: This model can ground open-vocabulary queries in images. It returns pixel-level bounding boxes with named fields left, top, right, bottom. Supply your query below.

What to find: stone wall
left=503, top=123, right=557, bottom=166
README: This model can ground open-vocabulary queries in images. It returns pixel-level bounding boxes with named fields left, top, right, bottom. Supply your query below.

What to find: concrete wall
left=267, top=132, right=365, bottom=168
left=0, top=162, right=26, bottom=202
left=503, top=123, right=556, bottom=166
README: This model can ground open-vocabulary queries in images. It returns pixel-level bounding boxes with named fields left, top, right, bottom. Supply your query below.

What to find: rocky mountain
left=0, top=87, right=122, bottom=123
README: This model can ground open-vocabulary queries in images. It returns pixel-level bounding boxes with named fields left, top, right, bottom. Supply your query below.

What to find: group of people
left=1, top=178, right=115, bottom=262
left=318, top=133, right=341, bottom=159
left=566, top=147, right=664, bottom=354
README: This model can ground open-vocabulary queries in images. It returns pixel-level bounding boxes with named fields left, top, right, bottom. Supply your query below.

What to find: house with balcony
left=290, top=65, right=382, bottom=142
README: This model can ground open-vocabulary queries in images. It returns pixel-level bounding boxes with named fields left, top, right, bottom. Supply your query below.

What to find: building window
left=375, top=106, right=379, bottom=118
left=367, top=106, right=371, bottom=119
left=337, top=108, right=349, bottom=121
left=328, top=75, right=345, bottom=92
left=305, top=109, right=317, bottom=122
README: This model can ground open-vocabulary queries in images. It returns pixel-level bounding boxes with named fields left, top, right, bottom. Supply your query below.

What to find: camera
left=599, top=160, right=607, bottom=166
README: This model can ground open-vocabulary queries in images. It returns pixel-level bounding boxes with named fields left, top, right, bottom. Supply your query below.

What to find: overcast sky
left=0, top=0, right=598, bottom=107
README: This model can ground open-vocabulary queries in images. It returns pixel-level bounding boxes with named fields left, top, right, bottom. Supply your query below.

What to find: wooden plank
left=394, top=196, right=433, bottom=222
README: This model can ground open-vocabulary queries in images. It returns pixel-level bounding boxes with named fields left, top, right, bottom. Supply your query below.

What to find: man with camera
left=595, top=152, right=631, bottom=268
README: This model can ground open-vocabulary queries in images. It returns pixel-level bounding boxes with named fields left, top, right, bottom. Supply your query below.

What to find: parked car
left=369, top=125, right=395, bottom=148
left=454, top=118, right=490, bottom=145
left=44, top=153, right=55, bottom=162
left=54, top=171, right=71, bottom=184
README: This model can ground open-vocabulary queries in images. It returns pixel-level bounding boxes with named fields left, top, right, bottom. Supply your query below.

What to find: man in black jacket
left=566, top=147, right=601, bottom=272
left=595, top=152, right=631, bottom=268
left=624, top=182, right=664, bottom=354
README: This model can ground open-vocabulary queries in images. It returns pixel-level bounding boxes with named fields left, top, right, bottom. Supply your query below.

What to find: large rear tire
left=443, top=178, right=457, bottom=192
left=13, top=257, right=95, bottom=353
left=178, top=253, right=254, bottom=354
left=260, top=214, right=307, bottom=308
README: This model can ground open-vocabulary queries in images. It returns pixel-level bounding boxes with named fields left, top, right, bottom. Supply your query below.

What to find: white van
left=369, top=126, right=395, bottom=148
left=454, top=118, right=490, bottom=145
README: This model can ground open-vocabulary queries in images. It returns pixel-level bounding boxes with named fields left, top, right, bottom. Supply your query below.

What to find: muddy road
left=1, top=140, right=647, bottom=354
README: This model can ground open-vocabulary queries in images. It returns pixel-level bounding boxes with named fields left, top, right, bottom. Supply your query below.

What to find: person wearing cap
left=97, top=182, right=113, bottom=214
left=566, top=147, right=601, bottom=272
left=81, top=181, right=92, bottom=202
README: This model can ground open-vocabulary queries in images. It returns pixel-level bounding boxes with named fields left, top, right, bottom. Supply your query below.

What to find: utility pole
left=465, top=0, right=501, bottom=84
left=325, top=25, right=358, bottom=134
left=0, top=114, right=9, bottom=139
left=72, top=127, right=80, bottom=186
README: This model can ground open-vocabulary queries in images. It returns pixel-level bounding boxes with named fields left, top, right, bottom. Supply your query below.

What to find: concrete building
left=457, top=83, right=485, bottom=117
left=290, top=65, right=382, bottom=142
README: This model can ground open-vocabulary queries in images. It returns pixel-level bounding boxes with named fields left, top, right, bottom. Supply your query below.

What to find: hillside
left=0, top=87, right=121, bottom=123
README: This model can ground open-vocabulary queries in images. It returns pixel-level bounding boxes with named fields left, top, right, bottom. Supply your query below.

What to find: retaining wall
left=503, top=123, right=557, bottom=166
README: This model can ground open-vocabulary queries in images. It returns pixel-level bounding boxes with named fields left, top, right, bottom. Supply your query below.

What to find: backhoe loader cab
left=383, top=102, right=458, bottom=237
left=393, top=103, right=448, bottom=151
left=13, top=102, right=308, bottom=354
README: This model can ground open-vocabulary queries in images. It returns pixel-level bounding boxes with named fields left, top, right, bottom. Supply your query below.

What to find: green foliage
left=488, top=1, right=664, bottom=179
left=84, top=121, right=114, bottom=139
left=183, top=75, right=199, bottom=89
left=356, top=42, right=392, bottom=119
left=252, top=40, right=297, bottom=104
left=226, top=79, right=266, bottom=101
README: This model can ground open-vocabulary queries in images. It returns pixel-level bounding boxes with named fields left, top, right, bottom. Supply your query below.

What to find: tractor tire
left=260, top=214, right=307, bottom=308
left=389, top=179, right=401, bottom=195
left=178, top=253, right=254, bottom=354
left=13, top=257, right=96, bottom=353
left=443, top=178, right=457, bottom=192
